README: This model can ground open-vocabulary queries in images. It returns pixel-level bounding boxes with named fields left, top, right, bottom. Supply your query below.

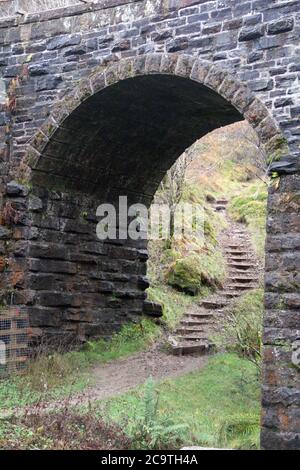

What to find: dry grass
left=0, top=401, right=132, bottom=450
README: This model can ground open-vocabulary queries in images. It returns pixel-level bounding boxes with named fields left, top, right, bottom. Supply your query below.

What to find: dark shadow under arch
left=31, top=74, right=242, bottom=203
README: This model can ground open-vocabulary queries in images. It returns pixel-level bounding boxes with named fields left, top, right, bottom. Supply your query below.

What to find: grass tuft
left=102, top=353, right=261, bottom=450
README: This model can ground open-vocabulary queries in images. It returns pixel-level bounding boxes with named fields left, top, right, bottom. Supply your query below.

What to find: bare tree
left=232, top=124, right=269, bottom=186
left=157, top=152, right=192, bottom=240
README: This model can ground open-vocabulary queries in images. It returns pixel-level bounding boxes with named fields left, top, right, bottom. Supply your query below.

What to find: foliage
left=147, top=285, right=195, bottom=331
left=84, top=319, right=161, bottom=363
left=127, top=377, right=187, bottom=449
left=103, top=353, right=261, bottom=450
left=215, top=289, right=264, bottom=369
left=0, top=319, right=160, bottom=410
left=217, top=412, right=260, bottom=450
left=166, top=250, right=226, bottom=295
left=0, top=408, right=132, bottom=450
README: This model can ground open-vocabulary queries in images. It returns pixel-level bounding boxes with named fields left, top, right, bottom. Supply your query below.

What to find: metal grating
left=0, top=308, right=29, bottom=376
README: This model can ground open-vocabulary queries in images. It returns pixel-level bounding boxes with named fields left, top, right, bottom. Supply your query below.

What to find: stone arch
left=12, top=51, right=286, bottom=342
left=23, top=53, right=284, bottom=190
left=2, top=54, right=300, bottom=449
left=3, top=52, right=299, bottom=451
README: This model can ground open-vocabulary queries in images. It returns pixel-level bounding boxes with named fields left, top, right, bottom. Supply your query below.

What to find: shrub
left=127, top=378, right=187, bottom=450
left=215, top=289, right=264, bottom=369
left=217, top=413, right=260, bottom=450
left=0, top=409, right=132, bottom=450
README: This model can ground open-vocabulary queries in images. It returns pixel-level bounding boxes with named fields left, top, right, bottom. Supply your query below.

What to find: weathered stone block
left=6, top=180, right=29, bottom=197
left=267, top=18, right=294, bottom=35
left=29, top=258, right=77, bottom=274
left=239, top=25, right=264, bottom=42
left=47, top=34, right=81, bottom=50
left=0, top=226, right=10, bottom=240
left=143, top=300, right=163, bottom=317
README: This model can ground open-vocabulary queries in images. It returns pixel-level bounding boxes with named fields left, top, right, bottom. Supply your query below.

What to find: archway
left=5, top=54, right=296, bottom=449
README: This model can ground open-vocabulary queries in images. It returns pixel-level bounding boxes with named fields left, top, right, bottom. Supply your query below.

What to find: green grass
left=147, top=285, right=208, bottom=331
left=166, top=250, right=226, bottom=296
left=228, top=181, right=268, bottom=259
left=100, top=353, right=261, bottom=449
left=0, top=319, right=161, bottom=411
left=214, top=289, right=264, bottom=370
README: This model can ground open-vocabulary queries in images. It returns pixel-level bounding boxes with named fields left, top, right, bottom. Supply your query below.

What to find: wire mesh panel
left=0, top=308, right=29, bottom=377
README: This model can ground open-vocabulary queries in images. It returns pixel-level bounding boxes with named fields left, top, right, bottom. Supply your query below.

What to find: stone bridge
left=0, top=0, right=300, bottom=449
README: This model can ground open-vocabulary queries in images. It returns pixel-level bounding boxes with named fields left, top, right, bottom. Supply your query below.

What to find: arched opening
left=30, top=74, right=242, bottom=201
left=19, top=55, right=282, bottom=345
left=3, top=54, right=293, bottom=450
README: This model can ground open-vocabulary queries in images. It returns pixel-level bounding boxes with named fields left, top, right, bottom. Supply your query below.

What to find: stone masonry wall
left=263, top=174, right=300, bottom=449
left=0, top=0, right=299, bottom=170
left=0, top=0, right=300, bottom=449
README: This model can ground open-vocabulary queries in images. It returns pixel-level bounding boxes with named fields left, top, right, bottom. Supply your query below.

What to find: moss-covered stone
left=166, top=251, right=226, bottom=295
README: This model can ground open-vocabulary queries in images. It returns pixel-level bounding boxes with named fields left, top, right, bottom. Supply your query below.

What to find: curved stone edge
left=24, top=53, right=283, bottom=171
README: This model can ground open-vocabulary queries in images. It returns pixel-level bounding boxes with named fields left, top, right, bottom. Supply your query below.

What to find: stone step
left=180, top=318, right=215, bottom=327
left=186, top=311, right=215, bottom=319
left=177, top=333, right=210, bottom=342
left=201, top=298, right=228, bottom=309
left=172, top=341, right=210, bottom=356
left=227, top=262, right=256, bottom=270
left=226, top=257, right=252, bottom=263
left=223, top=291, right=243, bottom=298
left=230, top=276, right=259, bottom=283
left=225, top=250, right=251, bottom=256
left=176, top=326, right=206, bottom=334
left=224, top=244, right=249, bottom=250
left=226, top=283, right=255, bottom=290
left=226, top=229, right=248, bottom=234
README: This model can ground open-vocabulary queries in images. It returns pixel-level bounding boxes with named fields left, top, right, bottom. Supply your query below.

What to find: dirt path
left=84, top=342, right=209, bottom=401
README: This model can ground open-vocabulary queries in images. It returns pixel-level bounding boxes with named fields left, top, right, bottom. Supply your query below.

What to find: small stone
left=36, top=76, right=62, bottom=92
left=6, top=180, right=28, bottom=196
left=143, top=300, right=163, bottom=317
left=28, top=63, right=49, bottom=76
left=166, top=37, right=188, bottom=53
left=0, top=226, right=10, bottom=240
left=47, top=34, right=81, bottom=50
left=112, top=40, right=130, bottom=52
left=239, top=25, right=265, bottom=42
left=268, top=18, right=294, bottom=35
left=247, top=51, right=263, bottom=63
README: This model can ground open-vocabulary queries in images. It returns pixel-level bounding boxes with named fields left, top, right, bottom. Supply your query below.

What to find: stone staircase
left=169, top=199, right=260, bottom=356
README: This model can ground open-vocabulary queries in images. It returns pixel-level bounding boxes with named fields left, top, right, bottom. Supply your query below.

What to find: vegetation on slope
left=214, top=289, right=264, bottom=369
left=148, top=181, right=227, bottom=302
left=102, top=353, right=261, bottom=450
left=228, top=182, right=268, bottom=258
left=0, top=319, right=160, bottom=410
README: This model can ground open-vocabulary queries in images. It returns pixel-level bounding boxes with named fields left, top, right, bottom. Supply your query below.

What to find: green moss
left=147, top=285, right=196, bottom=331
left=166, top=251, right=226, bottom=296
left=265, top=135, right=289, bottom=164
